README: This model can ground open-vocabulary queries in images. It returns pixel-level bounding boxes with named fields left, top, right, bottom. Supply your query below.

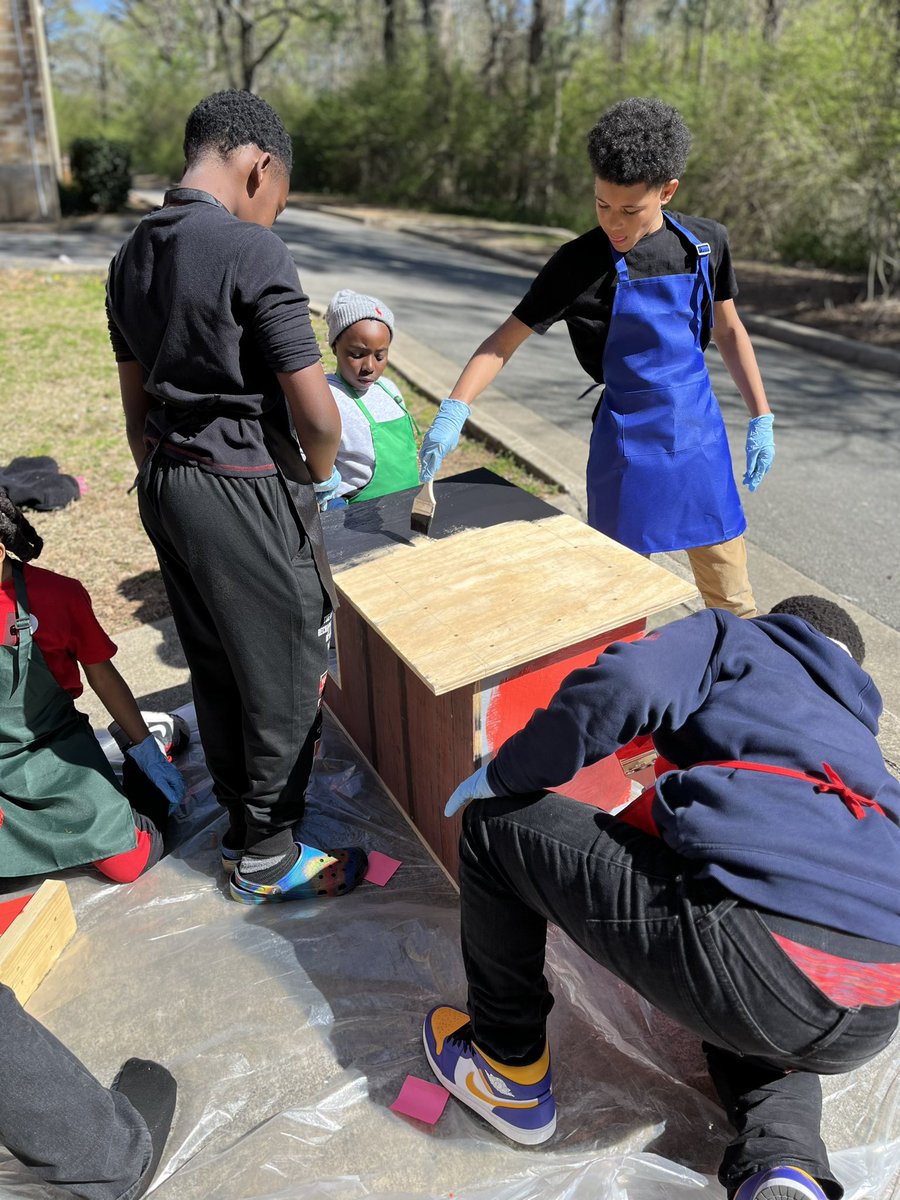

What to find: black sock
left=110, top=1058, right=177, bottom=1200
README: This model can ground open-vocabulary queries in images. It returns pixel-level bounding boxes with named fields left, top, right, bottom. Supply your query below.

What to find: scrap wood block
left=0, top=880, right=76, bottom=1004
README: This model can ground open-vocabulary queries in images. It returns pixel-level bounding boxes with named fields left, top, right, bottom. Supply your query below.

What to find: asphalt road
left=3, top=200, right=897, bottom=631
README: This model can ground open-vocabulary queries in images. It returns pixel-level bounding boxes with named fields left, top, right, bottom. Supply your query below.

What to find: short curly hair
left=769, top=595, right=866, bottom=665
left=587, top=97, right=691, bottom=188
left=184, top=89, right=292, bottom=175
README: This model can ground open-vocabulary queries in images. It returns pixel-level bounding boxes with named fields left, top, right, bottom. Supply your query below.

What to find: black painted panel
left=321, top=468, right=563, bottom=569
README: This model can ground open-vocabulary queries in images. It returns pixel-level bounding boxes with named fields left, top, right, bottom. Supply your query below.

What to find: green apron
left=340, top=376, right=420, bottom=503
left=0, top=561, right=137, bottom=877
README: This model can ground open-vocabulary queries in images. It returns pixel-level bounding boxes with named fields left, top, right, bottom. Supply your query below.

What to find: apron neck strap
left=337, top=374, right=416, bottom=426
left=9, top=560, right=33, bottom=648
left=337, top=373, right=395, bottom=402
left=337, top=372, right=366, bottom=403
left=612, top=213, right=714, bottom=323
left=662, top=212, right=714, bottom=324
left=612, top=250, right=630, bottom=282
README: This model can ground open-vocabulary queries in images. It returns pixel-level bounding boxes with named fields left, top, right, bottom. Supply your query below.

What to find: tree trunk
left=761, top=0, right=784, bottom=45
left=383, top=0, right=397, bottom=65
left=611, top=0, right=627, bottom=66
left=696, top=0, right=710, bottom=86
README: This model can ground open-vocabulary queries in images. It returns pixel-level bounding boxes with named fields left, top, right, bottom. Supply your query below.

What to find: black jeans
left=0, top=985, right=150, bottom=1199
left=460, top=792, right=899, bottom=1199
left=138, top=461, right=330, bottom=856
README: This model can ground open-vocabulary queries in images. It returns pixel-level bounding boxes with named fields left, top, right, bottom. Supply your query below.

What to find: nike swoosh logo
left=465, top=1070, right=539, bottom=1110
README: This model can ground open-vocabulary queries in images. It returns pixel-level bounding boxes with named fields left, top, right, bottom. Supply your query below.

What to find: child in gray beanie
left=324, top=289, right=420, bottom=504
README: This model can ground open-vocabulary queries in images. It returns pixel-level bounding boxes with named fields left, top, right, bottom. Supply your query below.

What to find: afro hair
left=183, top=89, right=292, bottom=175
left=769, top=595, right=866, bottom=665
left=587, top=97, right=691, bottom=188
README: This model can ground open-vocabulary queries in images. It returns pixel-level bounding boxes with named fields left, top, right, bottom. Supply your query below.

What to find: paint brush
left=410, top=479, right=436, bottom=536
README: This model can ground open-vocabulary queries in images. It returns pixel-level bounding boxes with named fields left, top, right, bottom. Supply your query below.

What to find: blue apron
left=586, top=212, right=746, bottom=555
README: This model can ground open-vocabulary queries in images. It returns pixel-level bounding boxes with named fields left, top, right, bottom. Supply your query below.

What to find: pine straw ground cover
left=0, top=268, right=556, bottom=634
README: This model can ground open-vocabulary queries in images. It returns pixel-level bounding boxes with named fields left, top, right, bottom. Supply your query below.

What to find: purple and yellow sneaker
left=423, top=1005, right=556, bottom=1145
left=229, top=843, right=368, bottom=903
left=734, top=1166, right=828, bottom=1200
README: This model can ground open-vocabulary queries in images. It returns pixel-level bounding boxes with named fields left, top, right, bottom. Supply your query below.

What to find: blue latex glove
left=126, top=735, right=187, bottom=813
left=419, top=398, right=471, bottom=483
left=444, top=764, right=495, bottom=818
left=743, top=414, right=775, bottom=492
left=313, top=466, right=342, bottom=511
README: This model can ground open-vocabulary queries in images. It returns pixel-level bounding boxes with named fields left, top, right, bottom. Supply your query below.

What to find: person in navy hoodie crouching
left=423, top=596, right=900, bottom=1200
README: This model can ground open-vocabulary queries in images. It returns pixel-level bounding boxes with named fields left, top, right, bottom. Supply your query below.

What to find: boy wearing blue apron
left=419, top=97, right=774, bottom=617
left=323, top=290, right=420, bottom=504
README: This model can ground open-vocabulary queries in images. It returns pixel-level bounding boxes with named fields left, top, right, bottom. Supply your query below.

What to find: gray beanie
left=325, top=289, right=395, bottom=346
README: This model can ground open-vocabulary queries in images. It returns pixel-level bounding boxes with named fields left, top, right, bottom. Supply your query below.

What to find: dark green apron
left=0, top=561, right=136, bottom=876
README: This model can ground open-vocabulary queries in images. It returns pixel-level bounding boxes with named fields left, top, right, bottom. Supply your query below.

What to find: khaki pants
left=685, top=535, right=757, bottom=618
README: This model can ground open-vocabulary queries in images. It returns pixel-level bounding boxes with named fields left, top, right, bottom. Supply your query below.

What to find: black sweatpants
left=138, top=459, right=330, bottom=856
left=0, top=984, right=151, bottom=1199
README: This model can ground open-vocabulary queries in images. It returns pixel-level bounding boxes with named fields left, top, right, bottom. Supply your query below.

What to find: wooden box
left=323, top=471, right=697, bottom=879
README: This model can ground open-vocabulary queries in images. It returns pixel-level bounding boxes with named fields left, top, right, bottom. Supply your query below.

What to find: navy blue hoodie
left=486, top=609, right=900, bottom=945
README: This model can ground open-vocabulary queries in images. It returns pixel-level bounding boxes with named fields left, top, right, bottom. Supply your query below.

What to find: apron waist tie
left=694, top=759, right=884, bottom=821
left=616, top=754, right=884, bottom=839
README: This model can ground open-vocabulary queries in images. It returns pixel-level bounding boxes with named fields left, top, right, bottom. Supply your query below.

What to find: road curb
left=741, top=313, right=900, bottom=376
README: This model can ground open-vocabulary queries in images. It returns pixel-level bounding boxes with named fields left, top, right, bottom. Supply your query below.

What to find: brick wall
left=0, top=0, right=60, bottom=220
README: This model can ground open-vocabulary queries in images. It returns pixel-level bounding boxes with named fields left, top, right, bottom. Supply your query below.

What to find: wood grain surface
left=334, top=514, right=698, bottom=694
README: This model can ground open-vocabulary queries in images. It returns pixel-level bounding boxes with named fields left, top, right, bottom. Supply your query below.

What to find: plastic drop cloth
left=1, top=705, right=898, bottom=1200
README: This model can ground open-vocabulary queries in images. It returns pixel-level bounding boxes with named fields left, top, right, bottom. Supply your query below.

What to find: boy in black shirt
left=420, top=97, right=775, bottom=617
left=107, top=90, right=367, bottom=902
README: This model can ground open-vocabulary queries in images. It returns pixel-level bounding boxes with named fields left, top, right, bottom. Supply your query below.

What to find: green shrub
left=69, top=137, right=132, bottom=213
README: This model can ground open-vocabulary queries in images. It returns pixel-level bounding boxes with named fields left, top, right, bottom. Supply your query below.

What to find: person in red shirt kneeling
left=0, top=489, right=185, bottom=883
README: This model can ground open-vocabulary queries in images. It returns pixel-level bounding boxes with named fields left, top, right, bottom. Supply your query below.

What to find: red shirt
left=0, top=564, right=117, bottom=698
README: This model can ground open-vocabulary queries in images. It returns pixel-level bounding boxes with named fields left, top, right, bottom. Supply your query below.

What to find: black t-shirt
left=106, top=191, right=321, bottom=475
left=512, top=212, right=738, bottom=384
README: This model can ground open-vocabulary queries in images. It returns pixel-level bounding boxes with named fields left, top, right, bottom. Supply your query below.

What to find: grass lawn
left=0, top=268, right=557, bottom=634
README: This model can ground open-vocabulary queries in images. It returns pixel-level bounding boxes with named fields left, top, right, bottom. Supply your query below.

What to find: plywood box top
left=334, top=514, right=698, bottom=694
